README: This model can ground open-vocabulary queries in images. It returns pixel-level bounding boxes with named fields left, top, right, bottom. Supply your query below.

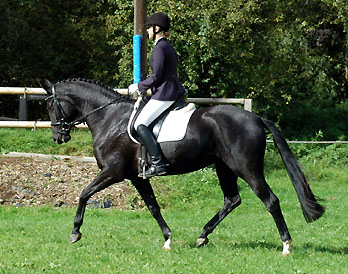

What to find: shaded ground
left=0, top=156, right=143, bottom=209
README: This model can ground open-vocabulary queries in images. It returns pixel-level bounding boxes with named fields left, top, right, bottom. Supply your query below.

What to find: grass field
left=1, top=128, right=348, bottom=273
left=0, top=128, right=94, bottom=156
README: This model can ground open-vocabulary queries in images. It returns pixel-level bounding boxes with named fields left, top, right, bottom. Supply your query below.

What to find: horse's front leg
left=70, top=168, right=121, bottom=243
left=132, top=178, right=173, bottom=250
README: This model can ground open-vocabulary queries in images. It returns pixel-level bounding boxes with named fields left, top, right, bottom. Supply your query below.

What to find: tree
left=0, top=0, right=119, bottom=118
left=1, top=0, right=347, bottom=138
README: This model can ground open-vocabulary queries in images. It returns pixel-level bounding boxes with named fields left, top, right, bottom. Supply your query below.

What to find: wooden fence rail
left=0, top=121, right=88, bottom=129
left=0, top=87, right=252, bottom=128
left=0, top=87, right=128, bottom=95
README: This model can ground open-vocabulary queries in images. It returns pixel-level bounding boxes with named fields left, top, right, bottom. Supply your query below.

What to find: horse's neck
left=66, top=84, right=133, bottom=135
left=79, top=94, right=133, bottom=134
left=72, top=89, right=111, bottom=113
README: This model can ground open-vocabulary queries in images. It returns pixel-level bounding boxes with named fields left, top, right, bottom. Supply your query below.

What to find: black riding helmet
left=145, top=12, right=170, bottom=40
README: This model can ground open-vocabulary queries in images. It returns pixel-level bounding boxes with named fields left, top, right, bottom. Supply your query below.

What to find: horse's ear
left=42, top=79, right=53, bottom=95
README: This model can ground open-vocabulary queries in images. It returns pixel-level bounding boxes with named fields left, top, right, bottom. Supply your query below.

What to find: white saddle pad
left=127, top=103, right=196, bottom=144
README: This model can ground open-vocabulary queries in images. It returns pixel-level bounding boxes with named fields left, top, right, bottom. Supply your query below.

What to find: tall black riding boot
left=136, top=124, right=168, bottom=178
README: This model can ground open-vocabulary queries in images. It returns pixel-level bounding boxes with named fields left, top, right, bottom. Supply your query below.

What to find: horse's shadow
left=195, top=240, right=348, bottom=255
left=301, top=243, right=348, bottom=255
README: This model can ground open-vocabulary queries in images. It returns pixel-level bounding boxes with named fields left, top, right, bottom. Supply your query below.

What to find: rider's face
left=146, top=25, right=155, bottom=40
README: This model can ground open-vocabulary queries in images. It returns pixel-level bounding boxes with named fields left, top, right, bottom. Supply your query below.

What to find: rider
left=128, top=12, right=186, bottom=178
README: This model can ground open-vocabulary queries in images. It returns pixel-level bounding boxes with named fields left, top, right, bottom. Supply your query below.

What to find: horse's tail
left=261, top=117, right=325, bottom=222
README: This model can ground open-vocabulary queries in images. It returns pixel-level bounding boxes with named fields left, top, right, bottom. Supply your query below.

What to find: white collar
left=155, top=36, right=166, bottom=46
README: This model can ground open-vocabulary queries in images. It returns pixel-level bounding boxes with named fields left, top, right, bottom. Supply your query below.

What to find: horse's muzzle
left=53, top=133, right=71, bottom=144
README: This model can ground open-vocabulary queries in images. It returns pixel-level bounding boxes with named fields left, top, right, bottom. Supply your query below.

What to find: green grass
left=0, top=128, right=94, bottom=156
left=1, top=128, right=348, bottom=273
left=1, top=170, right=348, bottom=274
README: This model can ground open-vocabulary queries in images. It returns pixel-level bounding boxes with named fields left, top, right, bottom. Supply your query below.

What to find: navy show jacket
left=138, top=37, right=186, bottom=101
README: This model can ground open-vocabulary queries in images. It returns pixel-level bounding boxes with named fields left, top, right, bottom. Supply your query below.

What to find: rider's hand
left=128, top=83, right=139, bottom=95
left=136, top=90, right=147, bottom=97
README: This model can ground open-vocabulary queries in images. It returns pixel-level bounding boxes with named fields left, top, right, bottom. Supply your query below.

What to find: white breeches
left=134, top=99, right=174, bottom=130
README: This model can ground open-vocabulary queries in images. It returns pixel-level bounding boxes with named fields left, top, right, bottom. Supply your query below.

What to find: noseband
left=46, top=85, right=123, bottom=135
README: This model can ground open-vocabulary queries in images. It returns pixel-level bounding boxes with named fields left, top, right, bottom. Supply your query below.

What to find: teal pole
left=133, top=35, right=142, bottom=83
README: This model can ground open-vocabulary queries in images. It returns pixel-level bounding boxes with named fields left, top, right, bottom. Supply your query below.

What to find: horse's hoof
left=282, top=239, right=292, bottom=256
left=163, top=245, right=171, bottom=251
left=163, top=235, right=172, bottom=251
left=196, top=237, right=209, bottom=248
left=70, top=233, right=82, bottom=243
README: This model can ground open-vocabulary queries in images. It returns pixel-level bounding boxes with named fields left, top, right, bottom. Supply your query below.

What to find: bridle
left=46, top=85, right=123, bottom=135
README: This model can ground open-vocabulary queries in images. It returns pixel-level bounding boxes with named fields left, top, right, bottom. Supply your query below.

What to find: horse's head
left=43, top=79, right=75, bottom=144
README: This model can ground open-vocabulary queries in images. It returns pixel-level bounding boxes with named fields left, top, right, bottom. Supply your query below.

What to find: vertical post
left=244, top=99, right=252, bottom=112
left=134, top=0, right=147, bottom=83
left=19, top=88, right=28, bottom=121
left=133, top=35, right=142, bottom=83
left=19, top=96, right=28, bottom=121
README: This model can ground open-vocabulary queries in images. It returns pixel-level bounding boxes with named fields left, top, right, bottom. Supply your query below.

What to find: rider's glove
left=128, top=83, right=139, bottom=96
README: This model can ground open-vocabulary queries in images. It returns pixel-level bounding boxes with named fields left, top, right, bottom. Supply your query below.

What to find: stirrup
left=138, top=164, right=168, bottom=179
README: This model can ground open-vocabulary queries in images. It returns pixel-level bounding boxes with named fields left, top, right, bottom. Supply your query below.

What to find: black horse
left=43, top=78, right=324, bottom=255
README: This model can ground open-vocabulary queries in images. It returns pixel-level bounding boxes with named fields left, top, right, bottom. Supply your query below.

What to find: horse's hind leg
left=132, top=178, right=173, bottom=250
left=246, top=174, right=292, bottom=255
left=70, top=169, right=119, bottom=243
left=197, top=160, right=241, bottom=248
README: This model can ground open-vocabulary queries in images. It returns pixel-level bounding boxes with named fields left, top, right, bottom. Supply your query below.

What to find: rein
left=47, top=85, right=123, bottom=134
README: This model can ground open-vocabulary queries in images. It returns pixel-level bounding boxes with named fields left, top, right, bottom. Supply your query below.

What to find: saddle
left=127, top=94, right=196, bottom=174
left=128, top=93, right=195, bottom=143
